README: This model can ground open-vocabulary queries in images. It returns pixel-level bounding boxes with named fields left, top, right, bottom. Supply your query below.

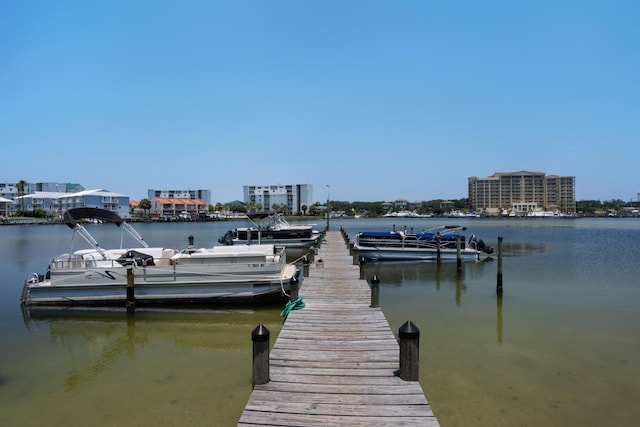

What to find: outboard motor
left=218, top=230, right=235, bottom=246
left=469, top=235, right=495, bottom=254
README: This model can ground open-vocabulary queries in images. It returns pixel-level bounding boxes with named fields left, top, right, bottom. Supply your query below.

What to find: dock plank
left=238, top=230, right=439, bottom=426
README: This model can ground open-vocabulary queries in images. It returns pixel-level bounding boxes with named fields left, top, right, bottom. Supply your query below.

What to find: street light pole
left=326, top=184, right=330, bottom=231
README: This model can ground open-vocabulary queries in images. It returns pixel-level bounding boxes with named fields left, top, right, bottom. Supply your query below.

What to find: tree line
left=136, top=197, right=637, bottom=218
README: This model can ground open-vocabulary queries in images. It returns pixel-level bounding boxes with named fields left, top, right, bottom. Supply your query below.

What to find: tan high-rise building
left=468, top=171, right=576, bottom=215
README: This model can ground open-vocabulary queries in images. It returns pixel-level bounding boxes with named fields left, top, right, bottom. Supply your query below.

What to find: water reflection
left=361, top=260, right=500, bottom=306
left=501, top=241, right=545, bottom=257
left=497, top=295, right=503, bottom=344
left=20, top=305, right=282, bottom=391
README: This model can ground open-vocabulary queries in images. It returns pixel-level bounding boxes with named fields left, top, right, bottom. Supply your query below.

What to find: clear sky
left=2, top=1, right=638, bottom=204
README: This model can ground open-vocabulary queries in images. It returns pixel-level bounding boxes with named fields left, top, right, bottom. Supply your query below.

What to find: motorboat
left=21, top=208, right=300, bottom=306
left=218, top=211, right=321, bottom=249
left=354, top=225, right=494, bottom=262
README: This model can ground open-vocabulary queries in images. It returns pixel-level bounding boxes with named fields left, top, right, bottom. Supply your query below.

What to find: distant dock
left=238, top=230, right=439, bottom=426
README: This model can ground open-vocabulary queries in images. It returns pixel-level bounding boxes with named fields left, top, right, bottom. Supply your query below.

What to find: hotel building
left=468, top=171, right=576, bottom=215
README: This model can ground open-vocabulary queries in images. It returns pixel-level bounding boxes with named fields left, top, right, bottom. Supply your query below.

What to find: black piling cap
left=252, top=324, right=270, bottom=342
left=399, top=320, right=420, bottom=339
left=371, top=274, right=380, bottom=284
left=188, top=235, right=194, bottom=246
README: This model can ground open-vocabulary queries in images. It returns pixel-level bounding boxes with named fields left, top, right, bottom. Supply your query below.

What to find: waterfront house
left=16, top=189, right=130, bottom=219
left=0, top=196, right=11, bottom=217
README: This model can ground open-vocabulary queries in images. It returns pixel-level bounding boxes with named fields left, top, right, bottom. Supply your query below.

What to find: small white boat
left=446, top=210, right=480, bottom=218
left=526, top=209, right=565, bottom=218
left=354, top=225, right=494, bottom=262
left=21, top=208, right=300, bottom=306
left=383, top=210, right=432, bottom=218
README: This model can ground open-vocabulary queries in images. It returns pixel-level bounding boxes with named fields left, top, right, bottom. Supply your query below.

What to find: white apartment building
left=147, top=189, right=211, bottom=205
left=243, top=184, right=313, bottom=215
left=0, top=181, right=84, bottom=200
left=16, top=189, right=130, bottom=218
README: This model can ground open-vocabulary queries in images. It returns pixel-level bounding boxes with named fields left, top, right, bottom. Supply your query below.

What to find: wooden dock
left=238, top=231, right=439, bottom=426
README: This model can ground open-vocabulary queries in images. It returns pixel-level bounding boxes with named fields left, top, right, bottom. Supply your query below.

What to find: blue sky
left=2, top=1, right=638, bottom=204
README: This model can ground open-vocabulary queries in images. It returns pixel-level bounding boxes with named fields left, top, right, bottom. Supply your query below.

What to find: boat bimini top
left=63, top=207, right=149, bottom=260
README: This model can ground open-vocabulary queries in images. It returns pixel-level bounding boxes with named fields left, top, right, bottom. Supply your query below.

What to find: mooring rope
left=280, top=296, right=305, bottom=319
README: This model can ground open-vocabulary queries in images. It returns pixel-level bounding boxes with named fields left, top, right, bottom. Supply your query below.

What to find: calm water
left=1, top=218, right=639, bottom=426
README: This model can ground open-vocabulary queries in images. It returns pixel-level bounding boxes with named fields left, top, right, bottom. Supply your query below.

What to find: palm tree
left=246, top=201, right=259, bottom=213
left=139, top=198, right=152, bottom=220
left=16, top=180, right=27, bottom=214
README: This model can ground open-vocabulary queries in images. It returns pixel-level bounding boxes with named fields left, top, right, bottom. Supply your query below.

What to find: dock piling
left=251, top=324, right=270, bottom=386
left=289, top=274, right=300, bottom=301
left=456, top=235, right=462, bottom=271
left=126, top=266, right=135, bottom=311
left=398, top=320, right=420, bottom=381
left=370, top=275, right=380, bottom=308
left=302, top=256, right=309, bottom=277
left=497, top=236, right=503, bottom=295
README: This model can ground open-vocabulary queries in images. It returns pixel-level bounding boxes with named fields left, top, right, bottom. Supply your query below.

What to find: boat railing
left=50, top=258, right=126, bottom=270
left=357, top=236, right=465, bottom=250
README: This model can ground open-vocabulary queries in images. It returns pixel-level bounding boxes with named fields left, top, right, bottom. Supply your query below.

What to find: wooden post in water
left=126, top=266, right=135, bottom=311
left=370, top=275, right=380, bottom=308
left=456, top=235, right=462, bottom=272
left=252, top=324, right=270, bottom=386
left=359, top=257, right=366, bottom=280
left=398, top=321, right=420, bottom=381
left=496, top=236, right=503, bottom=295
left=436, top=239, right=441, bottom=265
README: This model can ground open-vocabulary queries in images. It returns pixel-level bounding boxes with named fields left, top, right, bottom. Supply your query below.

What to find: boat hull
left=231, top=237, right=319, bottom=249
left=354, top=245, right=481, bottom=262
left=23, top=264, right=299, bottom=306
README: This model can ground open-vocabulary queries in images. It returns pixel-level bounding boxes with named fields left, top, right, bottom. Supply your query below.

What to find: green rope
left=280, top=296, right=305, bottom=319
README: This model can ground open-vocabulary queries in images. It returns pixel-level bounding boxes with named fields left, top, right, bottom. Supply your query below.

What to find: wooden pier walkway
left=238, top=231, right=439, bottom=426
